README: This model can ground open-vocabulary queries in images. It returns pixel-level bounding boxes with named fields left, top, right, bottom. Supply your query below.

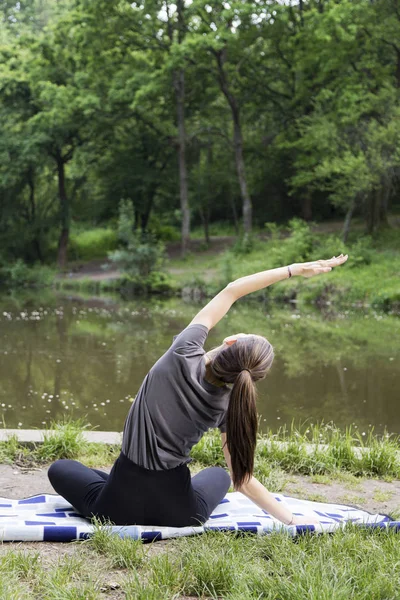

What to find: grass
left=4, top=219, right=399, bottom=310
left=168, top=222, right=400, bottom=311
left=192, top=423, right=400, bottom=479
left=0, top=418, right=400, bottom=598
left=88, top=520, right=145, bottom=569
left=0, top=420, right=121, bottom=468
left=373, top=489, right=394, bottom=503
left=69, top=227, right=117, bottom=261
left=2, top=526, right=400, bottom=599
left=2, top=420, right=400, bottom=480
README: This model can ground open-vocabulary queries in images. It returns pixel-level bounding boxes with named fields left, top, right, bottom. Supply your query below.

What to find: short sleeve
left=170, top=324, right=209, bottom=357
left=218, top=412, right=227, bottom=433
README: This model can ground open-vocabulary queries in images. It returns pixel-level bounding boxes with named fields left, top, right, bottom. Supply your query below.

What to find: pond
left=0, top=292, right=399, bottom=436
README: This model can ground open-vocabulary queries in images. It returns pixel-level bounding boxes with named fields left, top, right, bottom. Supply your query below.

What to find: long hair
left=210, top=336, right=274, bottom=489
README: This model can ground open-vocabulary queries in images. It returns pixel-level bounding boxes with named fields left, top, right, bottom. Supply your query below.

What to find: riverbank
left=1, top=219, right=399, bottom=311
left=55, top=220, right=400, bottom=311
left=1, top=423, right=400, bottom=599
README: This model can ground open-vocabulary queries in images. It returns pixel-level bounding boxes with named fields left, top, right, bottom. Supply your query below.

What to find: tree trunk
left=380, top=179, right=390, bottom=228
left=233, top=116, right=252, bottom=236
left=342, top=197, right=356, bottom=243
left=228, top=185, right=240, bottom=235
left=141, top=182, right=158, bottom=232
left=141, top=157, right=169, bottom=232
left=301, top=194, right=313, bottom=221
left=202, top=140, right=212, bottom=245
left=141, top=200, right=153, bottom=233
left=199, top=207, right=210, bottom=245
left=396, top=48, right=400, bottom=88
left=27, top=173, right=43, bottom=262
left=55, top=151, right=69, bottom=269
left=173, top=0, right=190, bottom=256
left=174, top=68, right=190, bottom=255
left=216, top=49, right=252, bottom=236
left=366, top=188, right=381, bottom=235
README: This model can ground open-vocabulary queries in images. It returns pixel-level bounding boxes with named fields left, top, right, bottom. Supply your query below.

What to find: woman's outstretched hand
left=286, top=514, right=321, bottom=527
left=290, top=254, right=348, bottom=278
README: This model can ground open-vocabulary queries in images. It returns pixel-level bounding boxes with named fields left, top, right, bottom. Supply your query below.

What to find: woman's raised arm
left=190, top=254, right=348, bottom=331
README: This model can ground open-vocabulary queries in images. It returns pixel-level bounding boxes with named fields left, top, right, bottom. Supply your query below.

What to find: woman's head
left=209, top=333, right=274, bottom=489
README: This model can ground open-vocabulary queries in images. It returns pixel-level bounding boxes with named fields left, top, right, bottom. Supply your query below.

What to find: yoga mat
left=0, top=492, right=398, bottom=542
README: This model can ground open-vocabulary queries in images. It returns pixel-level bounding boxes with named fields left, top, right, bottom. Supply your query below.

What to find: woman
left=48, top=254, right=348, bottom=527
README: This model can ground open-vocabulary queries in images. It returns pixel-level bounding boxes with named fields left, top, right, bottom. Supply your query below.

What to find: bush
left=348, top=236, right=373, bottom=267
left=148, top=215, right=181, bottom=242
left=119, top=271, right=174, bottom=295
left=270, top=218, right=315, bottom=267
left=0, top=260, right=55, bottom=288
left=232, top=234, right=255, bottom=256
left=69, top=228, right=117, bottom=261
left=267, top=220, right=372, bottom=270
left=109, top=200, right=166, bottom=279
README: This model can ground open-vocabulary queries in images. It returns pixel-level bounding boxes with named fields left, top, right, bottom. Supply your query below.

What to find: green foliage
left=36, top=419, right=89, bottom=462
left=109, top=201, right=166, bottom=281
left=69, top=228, right=117, bottom=261
left=1, top=0, right=400, bottom=284
left=232, top=234, right=256, bottom=256
left=0, top=434, right=23, bottom=464
left=148, top=215, right=181, bottom=242
left=191, top=423, right=400, bottom=479
left=0, top=260, right=55, bottom=288
left=88, top=521, right=145, bottom=569
left=0, top=550, right=41, bottom=580
left=345, top=236, right=373, bottom=268
left=270, top=219, right=315, bottom=267
left=119, top=271, right=174, bottom=295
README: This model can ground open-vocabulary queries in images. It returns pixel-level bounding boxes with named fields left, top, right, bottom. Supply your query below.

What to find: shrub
left=109, top=201, right=166, bottom=279
left=0, top=260, right=55, bottom=288
left=148, top=218, right=181, bottom=242
left=270, top=218, right=315, bottom=267
left=348, top=235, right=373, bottom=267
left=119, top=271, right=174, bottom=295
left=232, top=234, right=255, bottom=256
left=313, top=234, right=348, bottom=261
left=268, top=220, right=372, bottom=270
left=69, top=228, right=117, bottom=261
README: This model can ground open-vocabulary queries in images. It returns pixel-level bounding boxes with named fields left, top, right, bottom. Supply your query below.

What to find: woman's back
left=121, top=324, right=229, bottom=470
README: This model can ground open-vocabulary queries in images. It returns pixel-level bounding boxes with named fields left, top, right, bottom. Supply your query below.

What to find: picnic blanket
left=0, top=492, right=398, bottom=542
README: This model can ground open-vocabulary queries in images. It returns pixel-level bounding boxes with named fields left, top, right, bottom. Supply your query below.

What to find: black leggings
left=48, top=451, right=231, bottom=527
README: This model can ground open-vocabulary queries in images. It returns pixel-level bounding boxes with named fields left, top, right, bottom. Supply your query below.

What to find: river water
left=0, top=292, right=399, bottom=435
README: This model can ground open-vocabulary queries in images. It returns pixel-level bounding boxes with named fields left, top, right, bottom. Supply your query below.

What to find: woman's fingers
left=320, top=254, right=348, bottom=267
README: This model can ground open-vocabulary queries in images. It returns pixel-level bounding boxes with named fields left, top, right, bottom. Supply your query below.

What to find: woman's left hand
left=290, top=254, right=348, bottom=278
left=289, top=514, right=322, bottom=526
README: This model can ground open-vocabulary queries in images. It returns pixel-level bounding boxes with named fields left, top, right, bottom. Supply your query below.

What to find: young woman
left=48, top=254, right=348, bottom=528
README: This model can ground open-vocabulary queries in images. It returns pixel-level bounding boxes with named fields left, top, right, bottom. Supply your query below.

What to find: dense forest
left=1, top=0, right=399, bottom=267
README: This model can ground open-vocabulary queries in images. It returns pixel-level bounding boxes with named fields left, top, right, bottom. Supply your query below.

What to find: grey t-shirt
left=122, top=324, right=230, bottom=470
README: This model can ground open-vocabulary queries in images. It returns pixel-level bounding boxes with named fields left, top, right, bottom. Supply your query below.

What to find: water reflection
left=0, top=293, right=399, bottom=435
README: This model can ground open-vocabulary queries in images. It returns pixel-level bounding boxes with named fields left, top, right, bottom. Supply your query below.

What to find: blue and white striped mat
left=0, top=492, right=398, bottom=542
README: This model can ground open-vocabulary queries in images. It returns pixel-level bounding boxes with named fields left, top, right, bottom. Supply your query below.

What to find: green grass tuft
left=0, top=549, right=41, bottom=580
left=36, top=419, right=89, bottom=462
left=88, top=519, right=145, bottom=569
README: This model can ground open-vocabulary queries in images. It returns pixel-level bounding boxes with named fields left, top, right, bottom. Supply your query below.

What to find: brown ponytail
left=210, top=335, right=274, bottom=489
left=226, top=370, right=258, bottom=488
